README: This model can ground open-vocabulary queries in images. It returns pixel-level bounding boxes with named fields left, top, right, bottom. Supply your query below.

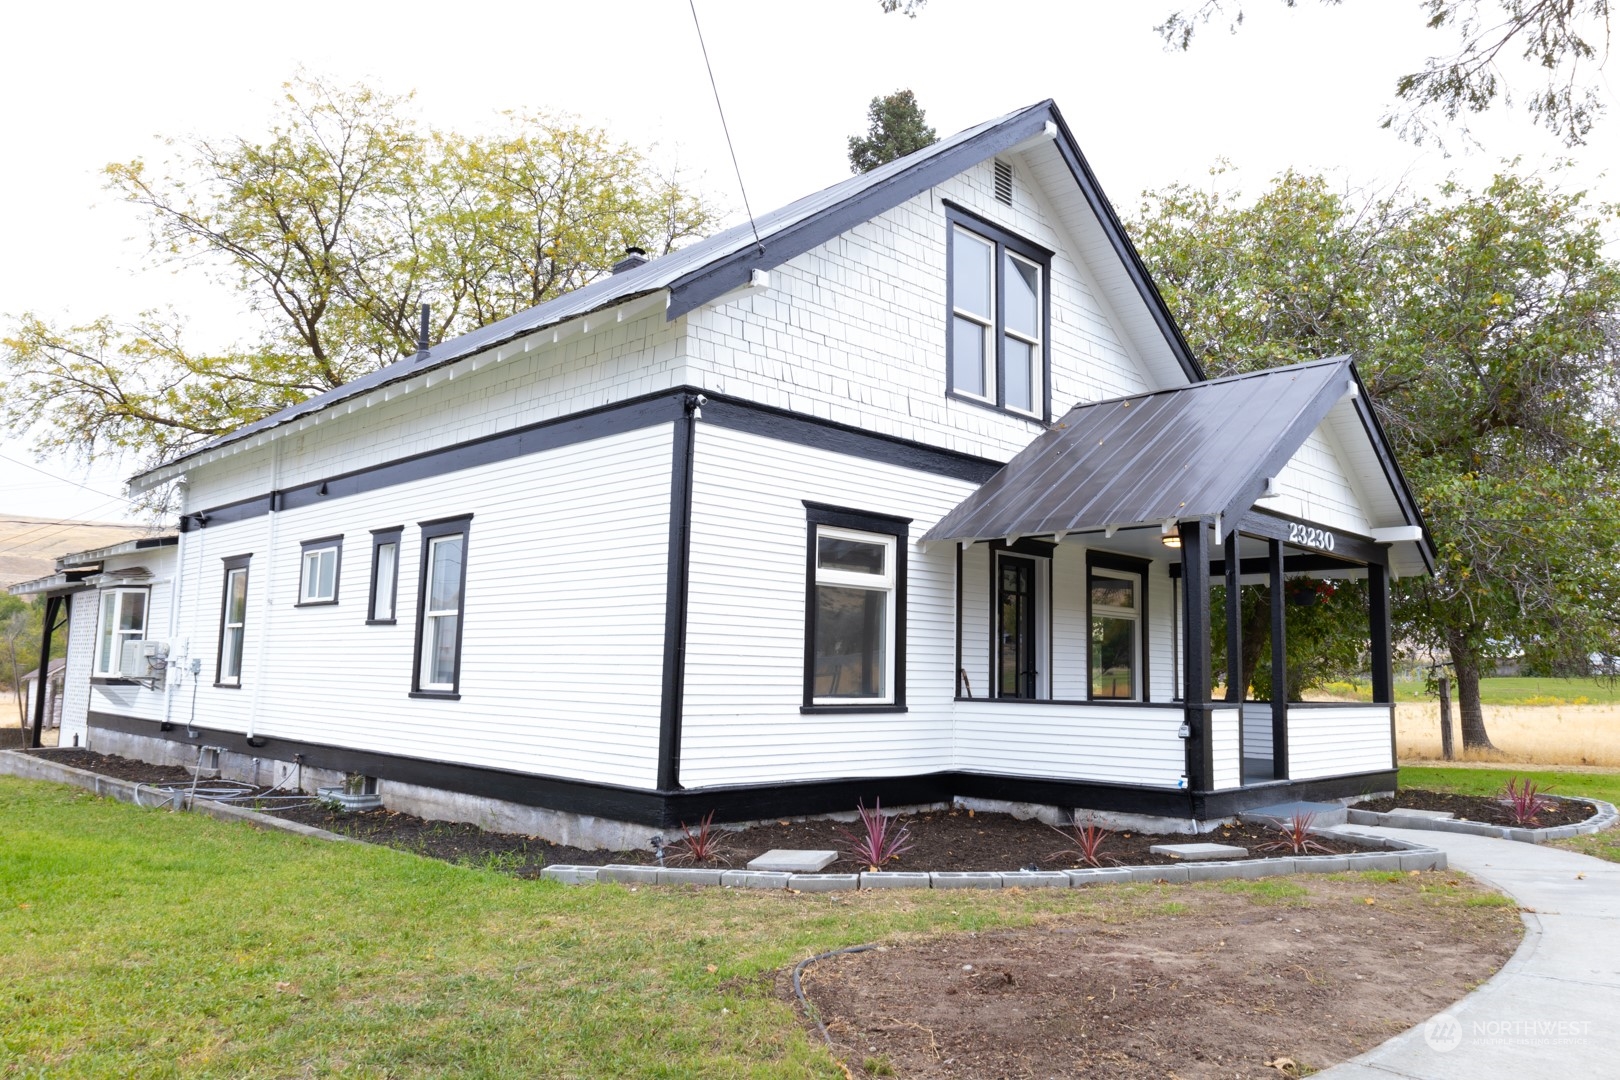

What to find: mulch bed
left=25, top=748, right=200, bottom=786
left=1359, top=787, right=1597, bottom=828
left=797, top=873, right=1523, bottom=1079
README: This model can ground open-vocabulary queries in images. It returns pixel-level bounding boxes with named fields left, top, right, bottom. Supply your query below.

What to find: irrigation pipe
left=792, top=943, right=877, bottom=1052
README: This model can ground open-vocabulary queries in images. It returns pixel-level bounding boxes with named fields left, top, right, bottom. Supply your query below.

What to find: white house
left=11, top=101, right=1432, bottom=842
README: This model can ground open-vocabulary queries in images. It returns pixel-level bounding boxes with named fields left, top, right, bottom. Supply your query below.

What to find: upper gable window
left=946, top=205, right=1050, bottom=421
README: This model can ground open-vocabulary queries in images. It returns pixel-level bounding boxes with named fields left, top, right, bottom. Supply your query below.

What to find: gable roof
left=922, top=357, right=1435, bottom=571
left=131, top=100, right=1202, bottom=491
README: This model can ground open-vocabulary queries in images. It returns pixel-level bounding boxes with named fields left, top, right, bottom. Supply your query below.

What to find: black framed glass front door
left=998, top=555, right=1038, bottom=698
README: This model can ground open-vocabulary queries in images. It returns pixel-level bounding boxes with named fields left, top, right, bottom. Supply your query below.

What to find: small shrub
left=836, top=800, right=915, bottom=870
left=1047, top=812, right=1112, bottom=867
left=1500, top=778, right=1551, bottom=826
left=664, top=811, right=731, bottom=865
left=1256, top=812, right=1332, bottom=856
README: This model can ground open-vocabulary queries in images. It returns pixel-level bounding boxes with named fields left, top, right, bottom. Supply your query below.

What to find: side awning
left=922, top=358, right=1434, bottom=573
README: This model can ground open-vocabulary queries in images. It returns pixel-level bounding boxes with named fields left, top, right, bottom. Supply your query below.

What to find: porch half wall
left=1287, top=704, right=1395, bottom=779
left=953, top=700, right=1186, bottom=788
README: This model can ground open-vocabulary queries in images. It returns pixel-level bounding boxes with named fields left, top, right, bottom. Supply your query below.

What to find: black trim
left=1237, top=509, right=1387, bottom=567
left=411, top=517, right=471, bottom=696
left=1086, top=550, right=1151, bottom=703
left=85, top=710, right=1395, bottom=826
left=658, top=399, right=698, bottom=791
left=944, top=202, right=1053, bottom=423
left=1269, top=538, right=1289, bottom=781
left=803, top=503, right=910, bottom=710
left=185, top=387, right=1003, bottom=530
left=90, top=677, right=140, bottom=687
left=1168, top=553, right=1362, bottom=579
left=215, top=554, right=251, bottom=688
left=1179, top=522, right=1213, bottom=790
left=1224, top=533, right=1241, bottom=705
left=1369, top=561, right=1394, bottom=713
left=366, top=527, right=403, bottom=625
left=295, top=534, right=344, bottom=607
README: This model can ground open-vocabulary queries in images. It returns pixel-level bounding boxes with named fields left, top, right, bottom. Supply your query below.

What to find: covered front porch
left=926, top=358, right=1434, bottom=816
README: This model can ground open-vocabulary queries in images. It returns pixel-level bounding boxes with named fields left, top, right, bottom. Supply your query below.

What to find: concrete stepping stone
left=746, top=848, right=837, bottom=873
left=1149, top=842, right=1249, bottom=861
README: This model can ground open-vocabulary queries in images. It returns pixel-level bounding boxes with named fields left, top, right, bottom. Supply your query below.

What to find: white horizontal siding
left=1241, top=702, right=1273, bottom=758
left=164, top=424, right=673, bottom=788
left=958, top=543, right=990, bottom=699
left=679, top=424, right=978, bottom=788
left=1211, top=705, right=1241, bottom=790
left=953, top=701, right=1185, bottom=787
left=1287, top=705, right=1393, bottom=779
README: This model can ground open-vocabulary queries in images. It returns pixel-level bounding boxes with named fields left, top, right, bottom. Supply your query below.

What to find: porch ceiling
left=923, top=358, right=1364, bottom=545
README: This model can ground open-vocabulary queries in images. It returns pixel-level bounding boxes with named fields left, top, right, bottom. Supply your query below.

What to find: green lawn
left=0, top=777, right=1180, bottom=1078
left=1323, top=675, right=1620, bottom=706
left=1398, top=764, right=1620, bottom=864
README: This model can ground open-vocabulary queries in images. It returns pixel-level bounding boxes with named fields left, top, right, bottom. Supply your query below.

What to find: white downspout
left=162, top=480, right=188, bottom=728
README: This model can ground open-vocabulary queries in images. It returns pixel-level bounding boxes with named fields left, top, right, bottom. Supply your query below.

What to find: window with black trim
left=946, top=204, right=1050, bottom=420
left=216, top=555, right=251, bottom=687
left=93, top=587, right=149, bottom=679
left=367, top=527, right=402, bottom=624
left=803, top=504, right=910, bottom=711
left=1086, top=552, right=1149, bottom=702
left=412, top=516, right=471, bottom=697
left=297, top=535, right=343, bottom=606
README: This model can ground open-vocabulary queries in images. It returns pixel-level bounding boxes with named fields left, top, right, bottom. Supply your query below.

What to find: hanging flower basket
left=1288, top=580, right=1337, bottom=607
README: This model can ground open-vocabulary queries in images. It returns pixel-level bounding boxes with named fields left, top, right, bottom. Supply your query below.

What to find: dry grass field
left=0, top=515, right=152, bottom=588
left=1396, top=701, right=1620, bottom=767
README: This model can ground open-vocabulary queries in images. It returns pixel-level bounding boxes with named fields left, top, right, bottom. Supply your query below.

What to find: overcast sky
left=3, top=0, right=1616, bottom=535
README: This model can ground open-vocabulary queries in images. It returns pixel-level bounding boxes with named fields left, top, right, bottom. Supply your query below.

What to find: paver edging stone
left=1345, top=796, right=1617, bottom=844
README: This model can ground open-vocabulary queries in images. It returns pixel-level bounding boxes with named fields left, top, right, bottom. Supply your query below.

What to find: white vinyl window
left=93, top=588, right=148, bottom=678
left=948, top=215, right=1046, bottom=418
left=810, top=526, right=897, bottom=704
left=368, top=532, right=400, bottom=623
left=298, top=537, right=341, bottom=605
left=415, top=525, right=468, bottom=694
left=217, top=560, right=250, bottom=686
left=1089, top=568, right=1142, bottom=701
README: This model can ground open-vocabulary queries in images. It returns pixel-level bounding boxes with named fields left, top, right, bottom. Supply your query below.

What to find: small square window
left=297, top=536, right=343, bottom=606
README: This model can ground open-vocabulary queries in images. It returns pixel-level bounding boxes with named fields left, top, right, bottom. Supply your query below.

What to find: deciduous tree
left=1135, top=166, right=1620, bottom=749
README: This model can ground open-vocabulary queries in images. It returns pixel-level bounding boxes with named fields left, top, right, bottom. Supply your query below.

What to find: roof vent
left=413, top=303, right=431, bottom=362
left=993, top=159, right=1013, bottom=206
left=613, top=247, right=649, bottom=274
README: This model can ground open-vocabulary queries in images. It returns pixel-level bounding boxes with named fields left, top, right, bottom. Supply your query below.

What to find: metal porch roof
left=922, top=358, right=1363, bottom=544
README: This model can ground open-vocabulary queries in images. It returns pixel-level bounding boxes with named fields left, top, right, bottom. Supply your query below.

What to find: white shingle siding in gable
left=1268, top=422, right=1375, bottom=536
left=678, top=424, right=974, bottom=788
left=170, top=424, right=673, bottom=788
left=683, top=159, right=1156, bottom=467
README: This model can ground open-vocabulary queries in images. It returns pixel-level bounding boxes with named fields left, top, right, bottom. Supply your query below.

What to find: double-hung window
left=412, top=515, right=471, bottom=697
left=947, top=205, right=1049, bottom=419
left=93, top=588, right=148, bottom=679
left=297, top=536, right=342, bottom=605
left=216, top=555, right=251, bottom=687
left=367, top=527, right=402, bottom=624
left=804, top=504, right=909, bottom=710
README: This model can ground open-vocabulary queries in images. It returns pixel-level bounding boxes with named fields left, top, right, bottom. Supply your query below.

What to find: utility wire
left=688, top=0, right=763, bottom=255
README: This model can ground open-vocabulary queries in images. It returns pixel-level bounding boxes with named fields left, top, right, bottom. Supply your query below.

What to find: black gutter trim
left=184, top=388, right=1005, bottom=529
left=664, top=104, right=1060, bottom=321
left=88, top=711, right=1394, bottom=827
left=1041, top=105, right=1205, bottom=384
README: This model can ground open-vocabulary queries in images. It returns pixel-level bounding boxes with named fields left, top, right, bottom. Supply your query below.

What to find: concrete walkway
left=1316, top=825, right=1620, bottom=1078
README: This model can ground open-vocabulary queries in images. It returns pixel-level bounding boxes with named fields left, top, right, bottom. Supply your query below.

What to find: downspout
left=163, top=479, right=188, bottom=729
left=246, top=440, right=281, bottom=742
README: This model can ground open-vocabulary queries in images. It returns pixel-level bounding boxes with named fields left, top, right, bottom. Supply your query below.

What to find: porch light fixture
left=1161, top=533, right=1182, bottom=549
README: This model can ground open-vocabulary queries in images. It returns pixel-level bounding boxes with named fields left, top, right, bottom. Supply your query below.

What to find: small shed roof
left=923, top=358, right=1432, bottom=568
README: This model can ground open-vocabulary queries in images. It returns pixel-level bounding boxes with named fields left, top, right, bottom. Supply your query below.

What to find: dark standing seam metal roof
left=131, top=98, right=1204, bottom=489
left=922, top=358, right=1359, bottom=543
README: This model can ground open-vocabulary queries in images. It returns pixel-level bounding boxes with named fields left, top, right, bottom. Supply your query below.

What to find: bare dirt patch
left=1358, top=788, right=1597, bottom=828
left=796, top=873, right=1521, bottom=1079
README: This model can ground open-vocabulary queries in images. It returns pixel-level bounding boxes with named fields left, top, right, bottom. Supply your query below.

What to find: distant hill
left=0, top=516, right=159, bottom=589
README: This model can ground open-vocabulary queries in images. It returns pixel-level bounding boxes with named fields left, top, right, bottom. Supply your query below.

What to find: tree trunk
left=1238, top=588, right=1270, bottom=698
left=1447, top=631, right=1497, bottom=752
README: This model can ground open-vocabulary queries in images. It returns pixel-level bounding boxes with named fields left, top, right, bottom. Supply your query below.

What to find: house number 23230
left=1288, top=523, right=1336, bottom=551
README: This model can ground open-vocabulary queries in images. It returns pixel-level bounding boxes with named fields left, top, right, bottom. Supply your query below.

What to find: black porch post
left=1269, top=538, right=1289, bottom=780
left=1369, top=561, right=1393, bottom=703
left=1179, top=521, right=1213, bottom=792
left=1224, top=532, right=1242, bottom=703
left=29, top=594, right=64, bottom=750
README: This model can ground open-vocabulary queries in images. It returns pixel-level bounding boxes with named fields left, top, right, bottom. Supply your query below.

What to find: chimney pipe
left=612, top=247, right=649, bottom=275
left=414, top=303, right=430, bottom=361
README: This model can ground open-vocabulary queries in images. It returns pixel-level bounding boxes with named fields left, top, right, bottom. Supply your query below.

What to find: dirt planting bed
left=1359, top=787, right=1597, bottom=828
left=796, top=872, right=1522, bottom=1079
